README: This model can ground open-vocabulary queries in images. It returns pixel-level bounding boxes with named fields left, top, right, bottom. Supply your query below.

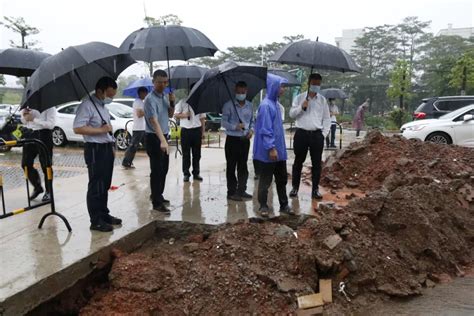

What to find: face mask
left=236, top=94, right=247, bottom=102
left=309, top=85, right=320, bottom=94
left=103, top=97, right=113, bottom=104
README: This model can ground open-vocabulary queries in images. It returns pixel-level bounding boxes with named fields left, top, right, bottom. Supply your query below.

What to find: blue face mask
left=235, top=94, right=247, bottom=102
left=309, top=85, right=320, bottom=94
left=103, top=97, right=113, bottom=104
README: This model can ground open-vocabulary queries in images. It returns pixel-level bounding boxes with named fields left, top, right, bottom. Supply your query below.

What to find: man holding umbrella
left=222, top=81, right=254, bottom=201
left=289, top=73, right=331, bottom=200
left=122, top=86, right=148, bottom=169
left=73, top=76, right=122, bottom=232
left=144, top=70, right=175, bottom=213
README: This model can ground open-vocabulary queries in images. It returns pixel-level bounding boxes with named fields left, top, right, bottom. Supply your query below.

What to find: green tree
left=387, top=60, right=412, bottom=109
left=141, top=14, right=184, bottom=75
left=1, top=16, right=40, bottom=49
left=144, top=14, right=182, bottom=26
left=194, top=35, right=305, bottom=68
left=344, top=25, right=398, bottom=113
left=449, top=49, right=474, bottom=95
left=419, top=35, right=473, bottom=97
left=1, top=16, right=41, bottom=87
left=393, top=16, right=431, bottom=70
left=117, top=75, right=139, bottom=97
left=0, top=75, right=5, bottom=102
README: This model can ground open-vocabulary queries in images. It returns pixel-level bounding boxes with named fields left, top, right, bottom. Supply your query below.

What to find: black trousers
left=225, top=135, right=250, bottom=196
left=291, top=129, right=324, bottom=191
left=122, top=130, right=145, bottom=166
left=146, top=133, right=169, bottom=207
left=253, top=159, right=262, bottom=177
left=326, top=124, right=337, bottom=147
left=21, top=129, right=53, bottom=192
left=181, top=127, right=202, bottom=177
left=257, top=160, right=289, bottom=209
left=84, top=142, right=114, bottom=225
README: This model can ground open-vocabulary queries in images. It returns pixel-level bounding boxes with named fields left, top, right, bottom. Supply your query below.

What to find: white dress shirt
left=175, top=100, right=205, bottom=129
left=21, top=107, right=56, bottom=131
left=132, top=98, right=146, bottom=131
left=329, top=103, right=339, bottom=124
left=289, top=92, right=331, bottom=137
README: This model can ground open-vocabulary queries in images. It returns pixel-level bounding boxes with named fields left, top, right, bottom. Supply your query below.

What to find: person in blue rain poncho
left=253, top=73, right=295, bottom=218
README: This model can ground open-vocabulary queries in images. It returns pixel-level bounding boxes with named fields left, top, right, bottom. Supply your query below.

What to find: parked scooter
left=0, top=106, right=22, bottom=152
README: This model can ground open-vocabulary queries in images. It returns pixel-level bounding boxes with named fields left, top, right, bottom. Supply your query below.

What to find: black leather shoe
left=312, top=190, right=323, bottom=200
left=227, top=194, right=242, bottom=201
left=193, top=175, right=203, bottom=181
left=183, top=175, right=190, bottom=182
left=239, top=192, right=253, bottom=199
left=30, top=187, right=44, bottom=200
left=153, top=204, right=171, bottom=214
left=90, top=220, right=113, bottom=232
left=259, top=206, right=270, bottom=218
left=103, top=214, right=122, bottom=225
left=280, top=205, right=296, bottom=215
left=41, top=192, right=51, bottom=202
left=289, top=188, right=298, bottom=198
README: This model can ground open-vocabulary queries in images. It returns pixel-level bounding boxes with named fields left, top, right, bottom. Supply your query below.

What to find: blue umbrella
left=123, top=77, right=173, bottom=98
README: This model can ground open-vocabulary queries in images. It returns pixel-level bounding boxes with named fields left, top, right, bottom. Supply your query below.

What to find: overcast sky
left=1, top=0, right=473, bottom=86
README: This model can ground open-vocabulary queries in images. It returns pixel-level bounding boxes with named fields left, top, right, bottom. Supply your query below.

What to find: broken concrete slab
left=319, top=279, right=332, bottom=303
left=323, top=234, right=343, bottom=250
left=297, top=293, right=324, bottom=309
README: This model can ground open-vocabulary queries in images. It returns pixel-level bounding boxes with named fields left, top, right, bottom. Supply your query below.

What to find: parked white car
left=53, top=101, right=134, bottom=150
left=401, top=104, right=474, bottom=147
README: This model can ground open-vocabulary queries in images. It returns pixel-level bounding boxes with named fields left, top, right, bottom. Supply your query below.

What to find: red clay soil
left=321, top=130, right=474, bottom=192
left=80, top=132, right=474, bottom=315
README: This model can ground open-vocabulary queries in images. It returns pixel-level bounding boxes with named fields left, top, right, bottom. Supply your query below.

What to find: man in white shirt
left=326, top=98, right=339, bottom=148
left=289, top=73, right=331, bottom=200
left=21, top=106, right=56, bottom=202
left=174, top=98, right=205, bottom=182
left=122, top=87, right=148, bottom=169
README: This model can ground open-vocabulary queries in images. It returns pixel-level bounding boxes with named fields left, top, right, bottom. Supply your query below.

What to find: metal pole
left=0, top=175, right=6, bottom=215
left=24, top=166, right=31, bottom=208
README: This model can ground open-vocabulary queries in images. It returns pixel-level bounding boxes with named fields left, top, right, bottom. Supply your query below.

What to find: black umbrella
left=22, top=42, right=135, bottom=113
left=269, top=39, right=360, bottom=73
left=0, top=48, right=51, bottom=77
left=321, top=88, right=348, bottom=99
left=165, top=65, right=208, bottom=90
left=186, top=61, right=267, bottom=116
left=121, top=25, right=218, bottom=89
left=268, top=68, right=301, bottom=87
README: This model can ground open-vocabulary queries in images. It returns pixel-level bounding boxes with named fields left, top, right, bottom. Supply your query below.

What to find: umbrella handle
left=304, top=66, right=314, bottom=111
left=221, top=76, right=243, bottom=126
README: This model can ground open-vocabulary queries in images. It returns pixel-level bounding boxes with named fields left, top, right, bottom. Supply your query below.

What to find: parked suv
left=413, top=96, right=474, bottom=120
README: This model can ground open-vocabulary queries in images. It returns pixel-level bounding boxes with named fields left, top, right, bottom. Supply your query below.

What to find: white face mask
left=309, top=85, right=321, bottom=94
left=103, top=97, right=113, bottom=104
left=236, top=94, right=247, bottom=102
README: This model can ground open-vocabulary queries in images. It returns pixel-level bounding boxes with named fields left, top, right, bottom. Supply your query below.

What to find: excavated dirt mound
left=81, top=183, right=473, bottom=315
left=321, top=131, right=474, bottom=192
left=79, top=132, right=474, bottom=315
